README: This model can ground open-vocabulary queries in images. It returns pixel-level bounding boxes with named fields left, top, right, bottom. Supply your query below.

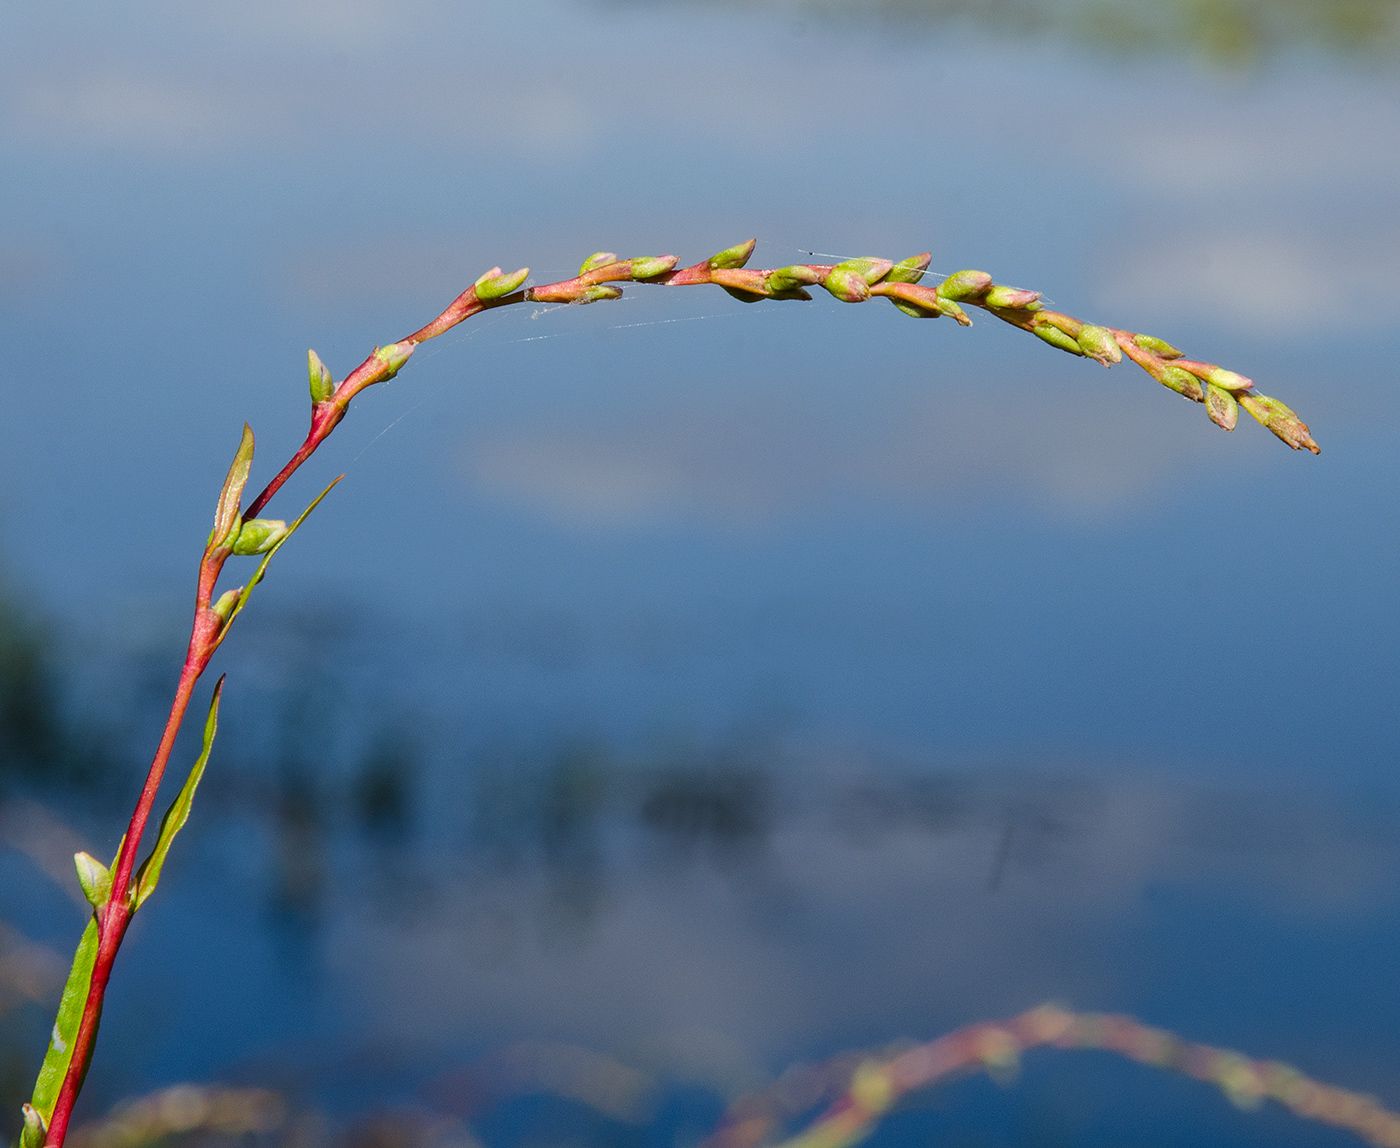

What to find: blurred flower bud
left=766, top=265, right=823, bottom=293
left=307, top=349, right=334, bottom=404
left=211, top=588, right=241, bottom=623
left=579, top=252, right=617, bottom=274
left=823, top=267, right=871, bottom=302
left=74, top=850, right=112, bottom=909
left=1032, top=323, right=1084, bottom=355
left=628, top=256, right=677, bottom=279
left=582, top=284, right=624, bottom=303
left=708, top=239, right=756, bottom=270
left=1205, top=382, right=1239, bottom=431
left=976, top=1028, right=1021, bottom=1085
left=1211, top=1052, right=1265, bottom=1110
left=373, top=341, right=414, bottom=378
left=231, top=518, right=290, bottom=556
left=936, top=270, right=993, bottom=301
left=1076, top=325, right=1122, bottom=365
left=1157, top=364, right=1205, bottom=402
left=833, top=257, right=895, bottom=285
left=884, top=253, right=932, bottom=284
left=849, top=1062, right=894, bottom=1115
left=20, top=1104, right=46, bottom=1148
left=1133, top=333, right=1182, bottom=359
left=475, top=267, right=530, bottom=300
left=983, top=285, right=1041, bottom=310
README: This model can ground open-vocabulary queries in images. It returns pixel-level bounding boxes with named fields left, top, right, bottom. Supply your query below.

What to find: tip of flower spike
left=708, top=239, right=756, bottom=270
left=1239, top=391, right=1320, bottom=453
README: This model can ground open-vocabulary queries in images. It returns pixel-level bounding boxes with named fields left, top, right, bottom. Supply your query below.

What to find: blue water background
left=2, top=2, right=1400, bottom=1144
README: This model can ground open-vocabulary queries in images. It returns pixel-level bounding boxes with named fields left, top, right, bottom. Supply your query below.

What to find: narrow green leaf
left=208, top=424, right=256, bottom=549
left=133, top=677, right=224, bottom=910
left=215, top=475, right=341, bottom=644
left=29, top=918, right=99, bottom=1124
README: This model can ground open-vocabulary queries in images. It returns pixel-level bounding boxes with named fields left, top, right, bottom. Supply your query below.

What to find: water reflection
left=645, top=0, right=1400, bottom=59
left=3, top=597, right=1400, bottom=1141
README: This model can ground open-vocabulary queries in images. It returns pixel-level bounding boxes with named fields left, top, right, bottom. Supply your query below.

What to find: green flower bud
left=1031, top=322, right=1084, bottom=355
left=20, top=1104, right=46, bottom=1148
left=822, top=267, right=870, bottom=303
left=884, top=254, right=932, bottom=284
left=707, top=239, right=756, bottom=270
left=1238, top=391, right=1319, bottom=453
left=1202, top=366, right=1253, bottom=392
left=766, top=265, right=823, bottom=293
left=628, top=256, right=677, bottom=279
left=475, top=266, right=530, bottom=300
left=582, top=284, right=624, bottom=303
left=832, top=257, right=895, bottom=285
left=74, top=850, right=113, bottom=909
left=1133, top=333, right=1182, bottom=359
left=579, top=252, right=617, bottom=274
left=1076, top=325, right=1122, bottom=365
left=307, top=349, right=334, bottom=404
left=1204, top=382, right=1239, bottom=431
left=211, top=588, right=241, bottom=622
left=938, top=298, right=972, bottom=325
left=373, top=341, right=414, bottom=378
left=231, top=518, right=290, bottom=556
left=936, top=270, right=993, bottom=302
left=1158, top=365, right=1205, bottom=402
left=892, top=300, right=938, bottom=318
left=983, top=285, right=1041, bottom=310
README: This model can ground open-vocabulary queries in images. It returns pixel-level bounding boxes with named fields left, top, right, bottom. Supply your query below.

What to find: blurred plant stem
left=22, top=238, right=1320, bottom=1148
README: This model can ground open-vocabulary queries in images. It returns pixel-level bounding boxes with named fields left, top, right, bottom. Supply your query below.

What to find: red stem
left=40, top=241, right=1320, bottom=1146
left=43, top=657, right=202, bottom=1148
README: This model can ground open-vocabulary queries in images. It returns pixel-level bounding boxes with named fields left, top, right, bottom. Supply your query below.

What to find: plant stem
left=35, top=238, right=1321, bottom=1148
left=42, top=658, right=201, bottom=1148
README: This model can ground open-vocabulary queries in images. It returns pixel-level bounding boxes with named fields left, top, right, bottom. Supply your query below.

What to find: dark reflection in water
left=2, top=594, right=1400, bottom=1147
left=631, top=0, right=1400, bottom=60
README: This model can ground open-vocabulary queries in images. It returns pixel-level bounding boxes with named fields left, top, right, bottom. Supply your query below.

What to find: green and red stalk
left=36, top=237, right=1320, bottom=1148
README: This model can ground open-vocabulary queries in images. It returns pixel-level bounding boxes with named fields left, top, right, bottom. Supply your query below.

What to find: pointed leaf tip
left=209, top=425, right=255, bottom=550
